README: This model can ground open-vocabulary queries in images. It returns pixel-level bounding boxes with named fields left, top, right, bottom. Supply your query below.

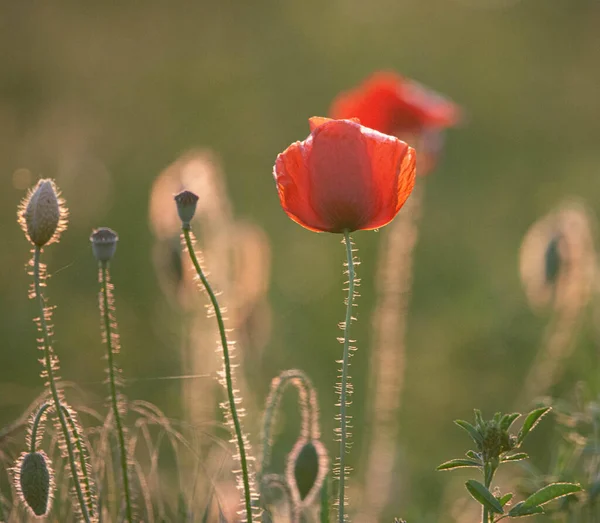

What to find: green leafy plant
left=438, top=408, right=582, bottom=522
left=519, top=389, right=600, bottom=522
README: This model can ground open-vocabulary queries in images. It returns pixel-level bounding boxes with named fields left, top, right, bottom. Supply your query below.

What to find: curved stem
left=338, top=230, right=356, bottom=523
left=100, top=264, right=133, bottom=523
left=29, top=402, right=51, bottom=453
left=260, top=370, right=316, bottom=481
left=33, top=246, right=91, bottom=523
left=182, top=227, right=253, bottom=522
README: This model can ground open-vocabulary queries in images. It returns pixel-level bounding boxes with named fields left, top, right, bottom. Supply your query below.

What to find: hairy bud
left=16, top=451, right=54, bottom=517
left=18, top=179, right=68, bottom=247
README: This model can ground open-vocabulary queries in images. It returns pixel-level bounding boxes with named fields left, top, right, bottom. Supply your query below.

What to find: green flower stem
left=60, top=405, right=96, bottom=519
left=182, top=226, right=253, bottom=522
left=32, top=246, right=91, bottom=523
left=483, top=464, right=494, bottom=523
left=29, top=403, right=51, bottom=453
left=338, top=230, right=356, bottom=523
left=100, top=263, right=133, bottom=523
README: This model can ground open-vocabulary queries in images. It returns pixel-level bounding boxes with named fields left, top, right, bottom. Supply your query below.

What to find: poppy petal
left=309, top=116, right=360, bottom=132
left=274, top=139, right=332, bottom=232
left=273, top=118, right=417, bottom=233
left=360, top=128, right=416, bottom=230
left=308, top=120, right=376, bottom=232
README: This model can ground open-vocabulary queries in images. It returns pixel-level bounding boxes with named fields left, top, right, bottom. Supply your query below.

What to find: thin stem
left=60, top=405, right=96, bottom=520
left=100, top=263, right=133, bottom=523
left=338, top=230, right=356, bottom=523
left=29, top=402, right=51, bottom=453
left=32, top=246, right=91, bottom=523
left=182, top=227, right=253, bottom=522
left=483, top=464, right=493, bottom=523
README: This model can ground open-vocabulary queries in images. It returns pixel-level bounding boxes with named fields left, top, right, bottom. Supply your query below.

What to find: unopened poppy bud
left=17, top=451, right=53, bottom=517
left=90, top=227, right=119, bottom=263
left=19, top=179, right=67, bottom=247
left=174, top=190, right=199, bottom=228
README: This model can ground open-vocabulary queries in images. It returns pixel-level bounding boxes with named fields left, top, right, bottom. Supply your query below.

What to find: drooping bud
left=174, top=190, right=199, bottom=228
left=16, top=451, right=54, bottom=517
left=90, top=227, right=119, bottom=263
left=18, top=179, right=68, bottom=247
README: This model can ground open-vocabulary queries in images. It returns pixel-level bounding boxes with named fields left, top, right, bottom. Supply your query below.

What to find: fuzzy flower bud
left=174, top=190, right=199, bottom=228
left=18, top=179, right=68, bottom=247
left=16, top=451, right=54, bottom=517
left=90, top=227, right=119, bottom=263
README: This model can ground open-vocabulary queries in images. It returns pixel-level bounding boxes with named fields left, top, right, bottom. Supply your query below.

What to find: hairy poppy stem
left=181, top=227, right=254, bottom=522
left=338, top=230, right=356, bottom=523
left=99, top=264, right=133, bottom=523
left=32, top=247, right=91, bottom=523
left=29, top=403, right=51, bottom=454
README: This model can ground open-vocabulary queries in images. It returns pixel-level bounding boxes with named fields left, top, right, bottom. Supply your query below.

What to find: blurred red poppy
left=330, top=72, right=460, bottom=175
left=274, top=117, right=416, bottom=233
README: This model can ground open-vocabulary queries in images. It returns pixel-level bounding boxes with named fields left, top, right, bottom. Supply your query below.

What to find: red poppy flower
left=330, top=72, right=460, bottom=175
left=273, top=117, right=416, bottom=233
left=331, top=72, right=460, bottom=135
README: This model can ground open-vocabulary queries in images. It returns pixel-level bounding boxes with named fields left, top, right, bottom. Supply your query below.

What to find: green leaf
left=521, top=482, right=582, bottom=508
left=474, top=410, right=485, bottom=428
left=437, top=459, right=482, bottom=471
left=508, top=502, right=545, bottom=517
left=498, top=493, right=513, bottom=507
left=501, top=453, right=529, bottom=463
left=518, top=407, right=551, bottom=444
left=455, top=420, right=483, bottom=446
left=501, top=413, right=521, bottom=431
left=465, top=480, right=504, bottom=514
left=466, top=450, right=480, bottom=461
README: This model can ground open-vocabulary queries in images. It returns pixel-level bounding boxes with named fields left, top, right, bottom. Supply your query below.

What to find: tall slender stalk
left=338, top=230, right=357, bottom=523
left=60, top=405, right=96, bottom=519
left=181, top=226, right=254, bottom=522
left=98, top=263, right=133, bottom=523
left=32, top=246, right=91, bottom=523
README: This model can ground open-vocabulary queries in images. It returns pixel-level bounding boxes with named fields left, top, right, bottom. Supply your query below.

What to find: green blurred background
left=2, top=1, right=600, bottom=520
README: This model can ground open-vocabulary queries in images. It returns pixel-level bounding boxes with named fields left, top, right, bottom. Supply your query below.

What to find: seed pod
left=16, top=451, right=54, bottom=517
left=18, top=179, right=68, bottom=247
left=174, top=190, right=199, bottom=228
left=90, top=227, right=119, bottom=263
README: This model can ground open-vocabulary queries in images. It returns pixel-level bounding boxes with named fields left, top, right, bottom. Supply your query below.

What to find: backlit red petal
left=308, top=120, right=376, bottom=232
left=330, top=71, right=460, bottom=135
left=273, top=140, right=331, bottom=232
left=359, top=129, right=417, bottom=230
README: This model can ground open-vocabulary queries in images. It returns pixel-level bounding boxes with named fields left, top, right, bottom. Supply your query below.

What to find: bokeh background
left=2, top=1, right=600, bottom=521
